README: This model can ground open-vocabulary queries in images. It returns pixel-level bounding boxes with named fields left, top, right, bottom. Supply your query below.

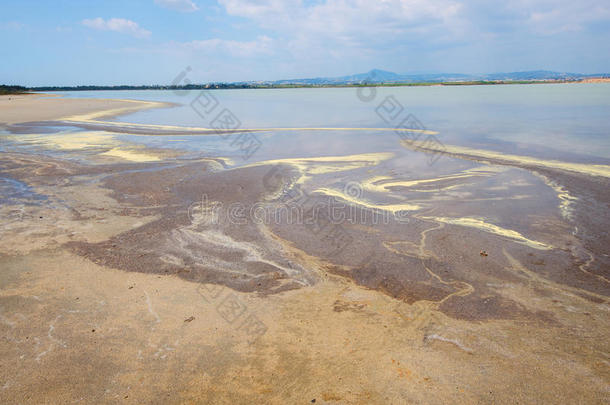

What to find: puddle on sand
left=0, top=177, right=48, bottom=205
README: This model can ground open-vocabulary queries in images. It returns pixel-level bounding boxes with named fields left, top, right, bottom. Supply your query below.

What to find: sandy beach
left=1, top=94, right=609, bottom=404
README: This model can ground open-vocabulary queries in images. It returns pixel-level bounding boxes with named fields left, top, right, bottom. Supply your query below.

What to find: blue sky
left=2, top=0, right=610, bottom=86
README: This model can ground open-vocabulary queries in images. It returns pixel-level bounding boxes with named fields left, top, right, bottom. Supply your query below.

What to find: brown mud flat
left=1, top=96, right=609, bottom=403
left=68, top=163, right=315, bottom=295
left=52, top=155, right=606, bottom=323
left=408, top=141, right=610, bottom=278
left=2, top=150, right=607, bottom=327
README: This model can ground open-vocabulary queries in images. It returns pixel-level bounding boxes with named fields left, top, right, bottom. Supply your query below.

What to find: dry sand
left=0, top=93, right=167, bottom=126
left=0, top=95, right=608, bottom=404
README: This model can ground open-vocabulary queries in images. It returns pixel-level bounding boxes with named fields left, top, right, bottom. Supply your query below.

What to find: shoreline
left=1, top=94, right=608, bottom=403
left=0, top=93, right=172, bottom=126
left=11, top=77, right=610, bottom=94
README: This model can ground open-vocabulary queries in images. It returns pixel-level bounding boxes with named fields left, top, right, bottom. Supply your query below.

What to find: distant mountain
left=266, top=69, right=472, bottom=85
left=258, top=69, right=609, bottom=85
left=28, top=69, right=610, bottom=92
left=338, top=69, right=405, bottom=82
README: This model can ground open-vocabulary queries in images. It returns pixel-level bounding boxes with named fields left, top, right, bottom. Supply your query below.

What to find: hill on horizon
left=14, top=69, right=610, bottom=91
left=262, top=69, right=610, bottom=85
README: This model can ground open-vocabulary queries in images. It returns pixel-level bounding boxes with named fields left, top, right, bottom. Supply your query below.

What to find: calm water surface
left=51, top=83, right=610, bottom=164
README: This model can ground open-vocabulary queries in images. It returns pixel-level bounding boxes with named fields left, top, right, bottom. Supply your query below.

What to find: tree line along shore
left=2, top=78, right=610, bottom=95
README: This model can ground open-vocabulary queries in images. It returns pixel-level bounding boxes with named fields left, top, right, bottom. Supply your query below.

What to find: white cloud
left=82, top=17, right=151, bottom=38
left=0, top=21, right=25, bottom=31
left=219, top=0, right=295, bottom=19
left=177, top=35, right=274, bottom=57
left=97, top=0, right=610, bottom=81
left=190, top=0, right=467, bottom=78
left=217, top=0, right=464, bottom=59
left=219, top=0, right=462, bottom=32
left=155, top=0, right=199, bottom=12
left=519, top=0, right=610, bottom=34
left=212, top=0, right=610, bottom=73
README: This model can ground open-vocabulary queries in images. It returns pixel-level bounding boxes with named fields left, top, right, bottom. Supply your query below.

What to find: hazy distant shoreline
left=3, top=77, right=610, bottom=95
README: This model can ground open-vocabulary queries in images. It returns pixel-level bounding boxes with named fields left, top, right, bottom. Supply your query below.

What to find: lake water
left=51, top=83, right=610, bottom=165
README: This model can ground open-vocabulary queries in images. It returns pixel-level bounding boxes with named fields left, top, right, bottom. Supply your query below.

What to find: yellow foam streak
left=420, top=216, right=552, bottom=250
left=243, top=127, right=438, bottom=134
left=244, top=152, right=394, bottom=184
left=61, top=114, right=440, bottom=136
left=533, top=173, right=578, bottom=221
left=503, top=249, right=608, bottom=302
left=314, top=187, right=421, bottom=213
left=60, top=99, right=168, bottom=122
left=15, top=131, right=162, bottom=162
left=363, top=173, right=479, bottom=193
left=361, top=166, right=505, bottom=195
left=247, top=152, right=393, bottom=169
left=63, top=119, right=215, bottom=132
left=18, top=131, right=118, bottom=150
left=100, top=148, right=160, bottom=162
left=404, top=141, right=610, bottom=178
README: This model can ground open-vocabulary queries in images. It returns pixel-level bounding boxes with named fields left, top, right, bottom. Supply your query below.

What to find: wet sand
left=0, top=95, right=608, bottom=404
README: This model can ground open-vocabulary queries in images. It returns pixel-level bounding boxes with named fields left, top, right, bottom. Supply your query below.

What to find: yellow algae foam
left=420, top=216, right=552, bottom=250
left=360, top=166, right=506, bottom=194
left=99, top=148, right=160, bottom=162
left=17, top=131, right=167, bottom=162
left=248, top=152, right=394, bottom=169
left=60, top=99, right=168, bottom=122
left=58, top=115, right=441, bottom=136
left=314, top=187, right=421, bottom=213
left=533, top=173, right=578, bottom=221
left=244, top=152, right=394, bottom=184
left=18, top=131, right=118, bottom=150
left=403, top=141, right=610, bottom=178
left=363, top=173, right=480, bottom=193
left=63, top=120, right=219, bottom=132
left=383, top=240, right=431, bottom=259
left=239, top=127, right=439, bottom=135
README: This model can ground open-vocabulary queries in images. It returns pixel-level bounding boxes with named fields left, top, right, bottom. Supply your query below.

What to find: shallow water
left=0, top=177, right=47, bottom=205
left=3, top=84, right=605, bottom=270
left=50, top=83, right=610, bottom=164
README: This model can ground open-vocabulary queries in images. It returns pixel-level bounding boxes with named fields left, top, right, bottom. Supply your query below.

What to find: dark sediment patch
left=63, top=157, right=607, bottom=321
left=439, top=294, right=559, bottom=324
left=535, top=169, right=610, bottom=280
left=412, top=143, right=610, bottom=281
left=266, top=187, right=606, bottom=321
left=68, top=163, right=314, bottom=294
left=265, top=199, right=555, bottom=321
left=7, top=146, right=605, bottom=322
